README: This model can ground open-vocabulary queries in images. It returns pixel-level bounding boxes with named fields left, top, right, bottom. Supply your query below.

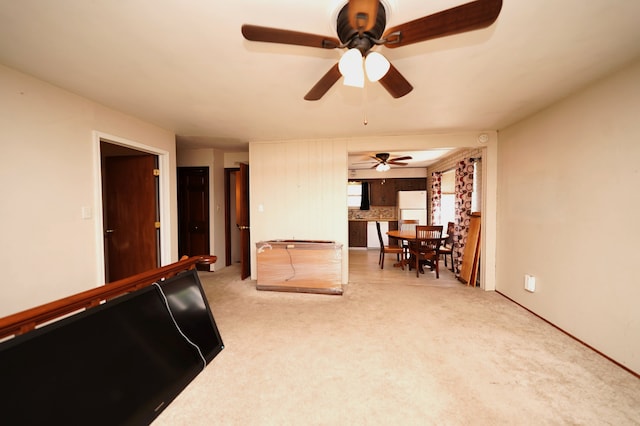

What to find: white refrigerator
left=397, top=190, right=427, bottom=224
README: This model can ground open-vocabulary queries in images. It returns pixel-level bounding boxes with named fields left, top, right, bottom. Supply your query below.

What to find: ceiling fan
left=241, top=0, right=503, bottom=101
left=356, top=153, right=413, bottom=171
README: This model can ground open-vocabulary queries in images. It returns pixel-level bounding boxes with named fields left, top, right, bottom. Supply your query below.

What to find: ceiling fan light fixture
left=339, top=48, right=365, bottom=87
left=364, top=51, right=390, bottom=82
left=376, top=163, right=391, bottom=172
left=343, top=70, right=365, bottom=88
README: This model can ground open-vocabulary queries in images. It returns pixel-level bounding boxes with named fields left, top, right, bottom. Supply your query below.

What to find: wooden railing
left=0, top=255, right=217, bottom=340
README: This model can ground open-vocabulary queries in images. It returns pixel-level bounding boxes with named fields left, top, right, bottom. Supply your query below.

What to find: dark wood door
left=103, top=155, right=158, bottom=282
left=177, top=167, right=210, bottom=264
left=237, top=163, right=250, bottom=280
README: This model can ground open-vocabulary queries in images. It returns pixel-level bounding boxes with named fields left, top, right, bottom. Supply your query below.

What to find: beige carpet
left=155, top=250, right=640, bottom=425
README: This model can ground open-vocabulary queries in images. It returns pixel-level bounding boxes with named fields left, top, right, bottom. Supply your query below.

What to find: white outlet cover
left=524, top=274, right=536, bottom=292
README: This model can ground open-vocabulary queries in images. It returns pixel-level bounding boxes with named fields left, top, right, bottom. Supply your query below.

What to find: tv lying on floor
left=0, top=269, right=223, bottom=425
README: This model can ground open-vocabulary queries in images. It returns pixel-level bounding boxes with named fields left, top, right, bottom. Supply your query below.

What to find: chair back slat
left=399, top=219, right=419, bottom=233
left=408, top=225, right=443, bottom=278
left=415, top=225, right=443, bottom=250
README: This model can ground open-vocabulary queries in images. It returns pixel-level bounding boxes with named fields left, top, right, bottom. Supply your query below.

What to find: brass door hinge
left=154, top=221, right=161, bottom=229
left=153, top=168, right=160, bottom=176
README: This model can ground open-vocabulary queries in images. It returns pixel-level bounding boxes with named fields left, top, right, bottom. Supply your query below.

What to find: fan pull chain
left=362, top=82, right=368, bottom=126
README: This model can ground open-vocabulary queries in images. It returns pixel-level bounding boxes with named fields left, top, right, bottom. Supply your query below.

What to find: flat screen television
left=0, top=269, right=223, bottom=425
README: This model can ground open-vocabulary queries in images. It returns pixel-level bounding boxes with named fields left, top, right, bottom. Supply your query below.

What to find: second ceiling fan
left=241, top=0, right=503, bottom=101
left=352, top=153, right=413, bottom=171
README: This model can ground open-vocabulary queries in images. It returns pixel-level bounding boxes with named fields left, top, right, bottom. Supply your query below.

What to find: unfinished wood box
left=256, top=240, right=343, bottom=295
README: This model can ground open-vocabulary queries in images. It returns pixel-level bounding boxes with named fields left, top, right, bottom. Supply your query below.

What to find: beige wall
left=0, top=64, right=178, bottom=317
left=497, top=58, right=640, bottom=372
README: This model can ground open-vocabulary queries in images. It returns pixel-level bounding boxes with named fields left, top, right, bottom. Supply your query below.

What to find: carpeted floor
left=155, top=249, right=640, bottom=425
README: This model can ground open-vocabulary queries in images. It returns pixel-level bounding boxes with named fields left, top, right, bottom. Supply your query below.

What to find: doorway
left=94, top=132, right=171, bottom=286
left=224, top=163, right=250, bottom=279
left=101, top=142, right=160, bottom=282
left=224, top=168, right=241, bottom=266
left=177, top=167, right=210, bottom=270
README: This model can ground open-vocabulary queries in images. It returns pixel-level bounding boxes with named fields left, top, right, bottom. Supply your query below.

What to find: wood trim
left=0, top=255, right=216, bottom=340
left=495, top=290, right=639, bottom=379
left=224, top=168, right=240, bottom=267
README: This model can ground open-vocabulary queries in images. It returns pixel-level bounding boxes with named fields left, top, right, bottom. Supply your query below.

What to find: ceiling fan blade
left=242, top=25, right=340, bottom=49
left=390, top=156, right=412, bottom=162
left=388, top=162, right=409, bottom=166
left=378, top=63, right=413, bottom=98
left=348, top=0, right=379, bottom=33
left=304, top=63, right=342, bottom=101
left=382, top=0, right=502, bottom=48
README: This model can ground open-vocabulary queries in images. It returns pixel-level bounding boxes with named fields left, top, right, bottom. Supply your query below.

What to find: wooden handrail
left=0, top=255, right=217, bottom=340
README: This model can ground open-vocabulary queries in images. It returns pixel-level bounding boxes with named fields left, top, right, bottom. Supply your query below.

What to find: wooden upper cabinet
left=398, top=178, right=427, bottom=191
left=369, top=179, right=396, bottom=206
left=367, top=178, right=427, bottom=206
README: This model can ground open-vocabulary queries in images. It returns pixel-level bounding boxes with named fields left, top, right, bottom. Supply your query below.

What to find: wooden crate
left=256, top=240, right=343, bottom=295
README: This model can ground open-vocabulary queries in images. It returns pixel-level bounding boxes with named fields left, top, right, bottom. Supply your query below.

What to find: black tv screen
left=159, top=269, right=224, bottom=363
left=0, top=269, right=223, bottom=425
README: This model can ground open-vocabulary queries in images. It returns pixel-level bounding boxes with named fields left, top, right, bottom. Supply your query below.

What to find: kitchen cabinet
left=370, top=180, right=397, bottom=206
left=361, top=178, right=428, bottom=207
left=397, top=178, right=427, bottom=191
left=348, top=221, right=367, bottom=247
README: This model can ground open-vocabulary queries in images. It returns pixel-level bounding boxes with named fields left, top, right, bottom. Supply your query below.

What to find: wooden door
left=177, top=167, right=210, bottom=266
left=103, top=155, right=159, bottom=282
left=237, top=163, right=250, bottom=280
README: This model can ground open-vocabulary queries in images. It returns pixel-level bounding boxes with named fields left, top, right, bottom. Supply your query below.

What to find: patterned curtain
left=454, top=158, right=474, bottom=275
left=430, top=171, right=442, bottom=226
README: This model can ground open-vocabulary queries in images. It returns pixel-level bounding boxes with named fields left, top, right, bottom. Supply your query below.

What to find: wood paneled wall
left=249, top=140, right=349, bottom=282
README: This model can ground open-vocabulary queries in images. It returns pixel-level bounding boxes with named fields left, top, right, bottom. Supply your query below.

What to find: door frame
left=92, top=131, right=171, bottom=285
left=224, top=168, right=239, bottom=267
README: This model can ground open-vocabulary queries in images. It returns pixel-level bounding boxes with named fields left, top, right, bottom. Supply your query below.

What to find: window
left=440, top=170, right=455, bottom=227
left=471, top=159, right=481, bottom=213
left=347, top=181, right=362, bottom=208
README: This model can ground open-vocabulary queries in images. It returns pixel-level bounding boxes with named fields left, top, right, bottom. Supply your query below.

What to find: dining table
left=386, top=229, right=448, bottom=271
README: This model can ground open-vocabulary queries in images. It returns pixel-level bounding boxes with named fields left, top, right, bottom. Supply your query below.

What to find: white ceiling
left=1, top=0, right=639, bottom=160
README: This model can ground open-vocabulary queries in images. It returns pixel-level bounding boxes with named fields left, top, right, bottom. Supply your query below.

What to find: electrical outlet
left=524, top=274, right=536, bottom=292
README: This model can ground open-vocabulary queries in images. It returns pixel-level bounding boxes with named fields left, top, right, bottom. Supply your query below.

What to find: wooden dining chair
left=376, top=221, right=404, bottom=270
left=408, top=225, right=443, bottom=278
left=439, top=221, right=455, bottom=271
left=398, top=219, right=419, bottom=260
